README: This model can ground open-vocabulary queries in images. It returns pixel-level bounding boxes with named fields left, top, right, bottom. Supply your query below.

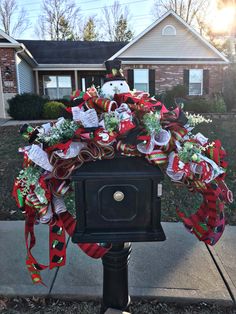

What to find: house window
left=133, top=69, right=149, bottom=92
left=162, top=25, right=176, bottom=36
left=44, top=75, right=72, bottom=99
left=189, top=69, right=203, bottom=96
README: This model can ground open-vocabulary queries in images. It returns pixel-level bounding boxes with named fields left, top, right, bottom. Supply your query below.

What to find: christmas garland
left=12, top=87, right=233, bottom=285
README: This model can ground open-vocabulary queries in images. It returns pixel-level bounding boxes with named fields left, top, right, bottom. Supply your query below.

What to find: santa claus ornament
left=12, top=59, right=233, bottom=285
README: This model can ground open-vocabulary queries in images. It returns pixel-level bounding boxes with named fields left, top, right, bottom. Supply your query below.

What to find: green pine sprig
left=37, top=119, right=79, bottom=146
left=143, top=112, right=161, bottom=135
left=17, top=166, right=42, bottom=196
left=178, top=142, right=202, bottom=163
left=104, top=112, right=119, bottom=133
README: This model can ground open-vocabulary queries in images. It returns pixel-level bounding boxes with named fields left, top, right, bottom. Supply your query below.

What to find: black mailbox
left=72, top=157, right=166, bottom=243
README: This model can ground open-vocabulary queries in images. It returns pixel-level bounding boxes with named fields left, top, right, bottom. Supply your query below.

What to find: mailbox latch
left=157, top=184, right=162, bottom=197
left=113, top=191, right=125, bottom=202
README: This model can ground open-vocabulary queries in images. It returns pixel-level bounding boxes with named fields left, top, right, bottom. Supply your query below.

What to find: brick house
left=0, top=10, right=229, bottom=118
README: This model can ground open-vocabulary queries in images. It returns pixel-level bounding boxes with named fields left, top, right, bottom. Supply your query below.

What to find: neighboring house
left=0, top=10, right=229, bottom=118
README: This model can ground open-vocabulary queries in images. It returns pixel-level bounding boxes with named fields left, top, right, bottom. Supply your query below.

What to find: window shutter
left=127, top=69, right=134, bottom=90
left=183, top=69, right=189, bottom=94
left=149, top=69, right=155, bottom=96
left=203, top=69, right=209, bottom=95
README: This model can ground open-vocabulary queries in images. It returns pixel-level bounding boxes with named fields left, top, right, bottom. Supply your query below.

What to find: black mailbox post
left=72, top=157, right=166, bottom=313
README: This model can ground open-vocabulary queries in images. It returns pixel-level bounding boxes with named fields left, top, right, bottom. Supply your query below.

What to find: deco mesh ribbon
left=12, top=87, right=233, bottom=284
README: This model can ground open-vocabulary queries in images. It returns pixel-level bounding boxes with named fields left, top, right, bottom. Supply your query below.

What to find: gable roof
left=0, top=29, right=21, bottom=47
left=19, top=40, right=127, bottom=65
left=109, top=10, right=229, bottom=63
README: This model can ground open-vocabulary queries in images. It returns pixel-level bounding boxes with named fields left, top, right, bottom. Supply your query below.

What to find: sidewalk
left=0, top=119, right=51, bottom=127
left=0, top=221, right=235, bottom=305
left=0, top=118, right=9, bottom=126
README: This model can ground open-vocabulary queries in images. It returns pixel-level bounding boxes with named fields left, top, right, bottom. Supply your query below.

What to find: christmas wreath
left=12, top=60, right=233, bottom=285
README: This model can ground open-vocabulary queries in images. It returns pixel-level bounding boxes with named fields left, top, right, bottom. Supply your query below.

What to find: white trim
left=34, top=63, right=105, bottom=70
left=189, top=69, right=203, bottom=96
left=43, top=74, right=72, bottom=99
left=0, top=40, right=38, bottom=66
left=118, top=55, right=225, bottom=59
left=35, top=70, right=39, bottom=94
left=0, top=68, right=6, bottom=118
left=121, top=60, right=227, bottom=65
left=0, top=43, right=21, bottom=48
left=162, top=24, right=176, bottom=36
left=33, top=66, right=106, bottom=71
left=133, top=68, right=149, bottom=92
left=15, top=47, right=25, bottom=94
left=82, top=78, right=86, bottom=92
left=19, top=44, right=38, bottom=66
left=0, top=29, right=20, bottom=45
left=74, top=70, right=78, bottom=90
left=109, top=10, right=229, bottom=63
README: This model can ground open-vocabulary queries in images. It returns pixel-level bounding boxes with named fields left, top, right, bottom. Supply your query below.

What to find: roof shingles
left=19, top=40, right=127, bottom=64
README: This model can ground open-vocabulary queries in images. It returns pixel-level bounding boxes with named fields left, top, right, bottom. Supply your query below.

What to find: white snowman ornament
left=100, top=60, right=130, bottom=99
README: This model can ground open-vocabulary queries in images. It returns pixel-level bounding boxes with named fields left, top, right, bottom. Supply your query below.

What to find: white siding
left=16, top=55, right=35, bottom=93
left=120, top=15, right=218, bottom=59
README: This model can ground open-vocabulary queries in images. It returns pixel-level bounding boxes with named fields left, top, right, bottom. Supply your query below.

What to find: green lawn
left=162, top=118, right=236, bottom=225
left=0, top=119, right=235, bottom=224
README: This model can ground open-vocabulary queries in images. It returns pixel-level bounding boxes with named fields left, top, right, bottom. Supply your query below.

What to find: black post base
left=100, top=242, right=132, bottom=314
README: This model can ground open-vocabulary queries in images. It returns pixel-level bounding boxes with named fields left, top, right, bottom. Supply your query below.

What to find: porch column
left=35, top=70, right=39, bottom=95
left=0, top=68, right=6, bottom=118
left=74, top=70, right=78, bottom=90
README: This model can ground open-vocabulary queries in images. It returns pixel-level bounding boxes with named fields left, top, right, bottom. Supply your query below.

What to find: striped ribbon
left=49, top=217, right=66, bottom=269
left=24, top=208, right=110, bottom=285
left=116, top=140, right=141, bottom=157
left=25, top=206, right=47, bottom=285
left=86, top=97, right=117, bottom=112
left=60, top=211, right=111, bottom=258
left=50, top=142, right=115, bottom=180
left=146, top=150, right=168, bottom=165
left=176, top=182, right=225, bottom=245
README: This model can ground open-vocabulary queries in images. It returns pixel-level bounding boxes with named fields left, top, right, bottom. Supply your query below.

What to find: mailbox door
left=85, top=177, right=152, bottom=231
left=72, top=157, right=166, bottom=243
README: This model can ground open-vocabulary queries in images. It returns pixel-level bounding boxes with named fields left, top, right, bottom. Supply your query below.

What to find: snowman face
left=100, top=80, right=130, bottom=99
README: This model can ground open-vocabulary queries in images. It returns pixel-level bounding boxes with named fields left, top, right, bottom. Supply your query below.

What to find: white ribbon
left=52, top=195, right=67, bottom=214
left=166, top=152, right=184, bottom=182
left=197, top=153, right=225, bottom=183
left=40, top=204, right=53, bottom=224
left=28, top=144, right=53, bottom=172
left=154, top=129, right=171, bottom=146
left=194, top=132, right=208, bottom=145
left=55, top=141, right=87, bottom=159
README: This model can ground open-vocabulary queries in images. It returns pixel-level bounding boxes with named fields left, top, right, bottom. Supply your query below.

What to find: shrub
left=223, top=65, right=236, bottom=111
left=8, top=93, right=46, bottom=120
left=53, top=98, right=72, bottom=107
left=43, top=101, right=66, bottom=119
left=184, top=97, right=211, bottom=113
left=184, top=94, right=227, bottom=113
left=211, top=94, right=227, bottom=113
left=156, top=85, right=188, bottom=108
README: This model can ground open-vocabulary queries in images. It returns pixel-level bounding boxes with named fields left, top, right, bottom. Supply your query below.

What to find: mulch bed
left=0, top=297, right=236, bottom=314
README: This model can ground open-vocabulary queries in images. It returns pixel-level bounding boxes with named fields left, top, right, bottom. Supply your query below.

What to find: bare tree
left=35, top=0, right=81, bottom=40
left=0, top=0, right=29, bottom=37
left=101, top=0, right=133, bottom=41
left=152, top=0, right=210, bottom=30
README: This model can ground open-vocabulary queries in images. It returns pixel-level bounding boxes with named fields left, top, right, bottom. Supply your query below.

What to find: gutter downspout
left=15, top=46, right=25, bottom=94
